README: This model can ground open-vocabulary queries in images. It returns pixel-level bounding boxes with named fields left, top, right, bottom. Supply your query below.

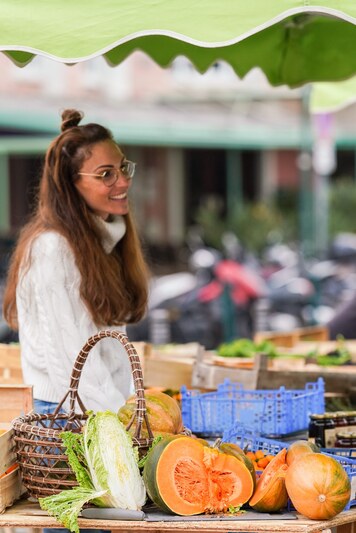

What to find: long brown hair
left=3, top=109, right=149, bottom=330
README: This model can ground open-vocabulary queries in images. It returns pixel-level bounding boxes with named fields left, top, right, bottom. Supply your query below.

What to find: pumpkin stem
left=212, top=438, right=222, bottom=449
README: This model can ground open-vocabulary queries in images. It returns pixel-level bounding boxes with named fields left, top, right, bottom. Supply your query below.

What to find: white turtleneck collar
left=95, top=215, right=126, bottom=253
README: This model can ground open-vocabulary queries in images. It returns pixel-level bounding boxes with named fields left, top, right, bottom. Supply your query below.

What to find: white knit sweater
left=16, top=216, right=133, bottom=412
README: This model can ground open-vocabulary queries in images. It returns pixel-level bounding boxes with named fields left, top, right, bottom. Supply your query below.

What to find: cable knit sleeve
left=17, top=232, right=132, bottom=413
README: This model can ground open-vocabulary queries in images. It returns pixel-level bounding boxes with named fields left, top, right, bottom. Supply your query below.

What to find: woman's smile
left=76, top=140, right=132, bottom=219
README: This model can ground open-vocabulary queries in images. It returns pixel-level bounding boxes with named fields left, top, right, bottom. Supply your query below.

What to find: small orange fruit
left=257, top=457, right=269, bottom=469
left=255, top=450, right=265, bottom=460
left=265, top=454, right=274, bottom=463
left=252, top=460, right=259, bottom=470
left=246, top=451, right=256, bottom=461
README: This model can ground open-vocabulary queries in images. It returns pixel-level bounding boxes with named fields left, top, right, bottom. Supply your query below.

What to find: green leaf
left=60, top=431, right=93, bottom=490
left=228, top=503, right=245, bottom=514
left=138, top=435, right=163, bottom=468
left=39, top=487, right=106, bottom=533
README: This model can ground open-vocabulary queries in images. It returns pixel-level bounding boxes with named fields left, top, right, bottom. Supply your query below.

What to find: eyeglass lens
left=102, top=162, right=136, bottom=186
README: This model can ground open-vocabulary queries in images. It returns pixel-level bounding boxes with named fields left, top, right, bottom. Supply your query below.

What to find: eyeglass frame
left=78, top=160, right=136, bottom=187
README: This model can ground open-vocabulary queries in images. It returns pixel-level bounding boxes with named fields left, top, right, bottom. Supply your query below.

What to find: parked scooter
left=127, top=239, right=266, bottom=349
left=259, top=241, right=353, bottom=331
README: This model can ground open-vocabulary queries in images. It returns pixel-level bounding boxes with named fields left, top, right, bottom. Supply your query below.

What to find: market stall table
left=1, top=499, right=356, bottom=533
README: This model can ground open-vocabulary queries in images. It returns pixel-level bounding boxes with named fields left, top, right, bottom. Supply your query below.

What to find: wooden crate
left=192, top=352, right=269, bottom=390
left=144, top=357, right=194, bottom=389
left=0, top=424, right=16, bottom=475
left=0, top=344, right=22, bottom=384
left=143, top=343, right=203, bottom=389
left=0, top=466, right=23, bottom=514
left=254, top=325, right=329, bottom=347
left=0, top=384, right=32, bottom=515
left=0, top=424, right=22, bottom=515
left=0, top=384, right=33, bottom=423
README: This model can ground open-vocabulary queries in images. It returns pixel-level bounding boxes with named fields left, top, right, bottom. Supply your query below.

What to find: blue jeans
left=35, top=399, right=109, bottom=533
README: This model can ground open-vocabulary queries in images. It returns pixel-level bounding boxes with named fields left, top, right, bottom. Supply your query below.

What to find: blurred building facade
left=0, top=52, right=355, bottom=262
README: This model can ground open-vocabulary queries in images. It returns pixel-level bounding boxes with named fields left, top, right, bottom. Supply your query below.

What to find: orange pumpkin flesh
left=144, top=436, right=254, bottom=515
left=249, top=448, right=289, bottom=512
left=202, top=446, right=254, bottom=513
left=218, top=442, right=257, bottom=489
left=285, top=453, right=351, bottom=520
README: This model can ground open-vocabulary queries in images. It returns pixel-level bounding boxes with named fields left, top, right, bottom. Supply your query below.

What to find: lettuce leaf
left=39, top=487, right=106, bottom=533
left=39, top=410, right=146, bottom=532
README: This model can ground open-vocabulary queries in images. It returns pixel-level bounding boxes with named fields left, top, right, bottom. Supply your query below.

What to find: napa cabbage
left=39, top=411, right=146, bottom=533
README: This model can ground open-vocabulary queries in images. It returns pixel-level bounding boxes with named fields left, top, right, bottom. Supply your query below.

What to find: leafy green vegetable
left=138, top=434, right=163, bottom=468
left=83, top=411, right=146, bottom=509
left=39, top=411, right=146, bottom=533
left=39, top=487, right=106, bottom=533
left=307, top=335, right=352, bottom=366
left=316, top=351, right=351, bottom=366
left=217, top=338, right=278, bottom=358
left=61, top=432, right=93, bottom=489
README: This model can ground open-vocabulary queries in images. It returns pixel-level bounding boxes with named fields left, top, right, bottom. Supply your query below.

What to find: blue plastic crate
left=222, top=423, right=356, bottom=510
left=181, top=378, right=325, bottom=437
left=321, top=447, right=356, bottom=459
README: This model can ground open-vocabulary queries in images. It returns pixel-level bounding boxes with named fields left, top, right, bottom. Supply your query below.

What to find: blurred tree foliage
left=194, top=179, right=356, bottom=256
left=194, top=190, right=298, bottom=256
left=329, top=178, right=356, bottom=236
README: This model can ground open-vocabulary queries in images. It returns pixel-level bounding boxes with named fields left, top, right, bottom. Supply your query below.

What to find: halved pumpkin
left=218, top=442, right=257, bottom=489
left=249, top=448, right=289, bottom=512
left=143, top=435, right=255, bottom=515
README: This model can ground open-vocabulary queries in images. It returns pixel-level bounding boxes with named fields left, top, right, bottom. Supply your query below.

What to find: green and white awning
left=1, top=1, right=356, bottom=88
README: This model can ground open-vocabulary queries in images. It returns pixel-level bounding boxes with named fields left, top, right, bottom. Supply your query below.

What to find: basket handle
left=54, top=329, right=153, bottom=441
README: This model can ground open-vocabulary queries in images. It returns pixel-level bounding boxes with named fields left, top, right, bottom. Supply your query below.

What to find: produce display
left=35, top=392, right=352, bottom=532
left=216, top=336, right=352, bottom=366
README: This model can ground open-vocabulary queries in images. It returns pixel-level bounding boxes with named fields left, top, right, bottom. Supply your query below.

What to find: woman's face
left=75, top=140, right=132, bottom=220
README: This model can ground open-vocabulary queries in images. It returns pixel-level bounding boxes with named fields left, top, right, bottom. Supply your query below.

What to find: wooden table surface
left=1, top=499, right=356, bottom=533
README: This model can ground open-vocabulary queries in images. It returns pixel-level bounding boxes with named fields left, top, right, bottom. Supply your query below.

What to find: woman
left=3, top=108, right=149, bottom=415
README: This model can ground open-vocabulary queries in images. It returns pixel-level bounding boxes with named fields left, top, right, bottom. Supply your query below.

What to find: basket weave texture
left=12, top=330, right=154, bottom=499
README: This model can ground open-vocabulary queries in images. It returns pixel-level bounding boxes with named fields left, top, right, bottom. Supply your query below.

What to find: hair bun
left=61, top=109, right=84, bottom=132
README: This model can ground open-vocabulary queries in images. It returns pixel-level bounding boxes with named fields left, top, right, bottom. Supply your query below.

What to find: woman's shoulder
left=31, top=231, right=72, bottom=257
left=32, top=230, right=68, bottom=248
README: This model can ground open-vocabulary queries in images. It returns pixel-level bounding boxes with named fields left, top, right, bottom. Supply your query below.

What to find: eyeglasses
left=78, top=160, right=136, bottom=187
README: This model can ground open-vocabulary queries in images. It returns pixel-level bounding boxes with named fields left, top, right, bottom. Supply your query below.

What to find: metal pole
left=298, top=85, right=314, bottom=257
left=226, top=149, right=242, bottom=220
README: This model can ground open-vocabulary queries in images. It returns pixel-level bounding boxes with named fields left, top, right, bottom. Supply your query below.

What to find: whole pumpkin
left=285, top=453, right=351, bottom=520
left=118, top=390, right=183, bottom=437
left=286, top=440, right=320, bottom=466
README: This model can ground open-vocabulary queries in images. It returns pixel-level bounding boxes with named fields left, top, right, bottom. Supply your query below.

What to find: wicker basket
left=12, top=330, right=154, bottom=499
